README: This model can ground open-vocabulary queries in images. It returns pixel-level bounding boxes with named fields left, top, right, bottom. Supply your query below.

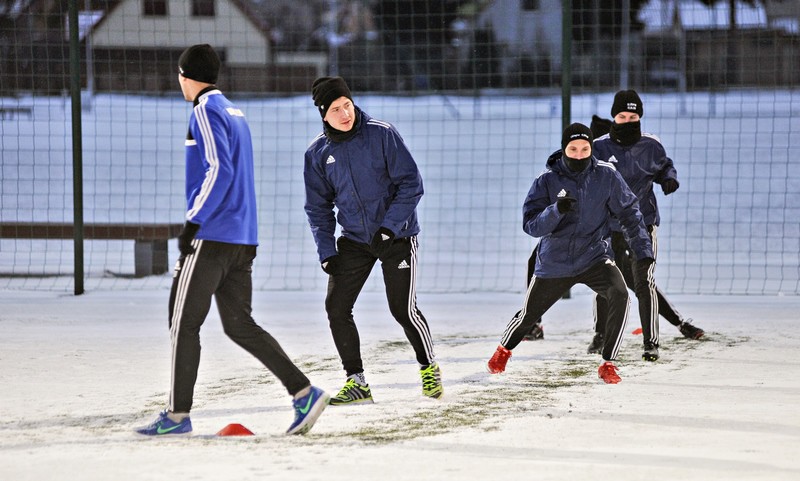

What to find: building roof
left=88, top=0, right=271, bottom=38
left=639, top=0, right=768, bottom=33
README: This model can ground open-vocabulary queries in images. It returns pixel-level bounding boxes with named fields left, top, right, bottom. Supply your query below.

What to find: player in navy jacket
left=487, top=123, right=654, bottom=384
left=136, top=45, right=328, bottom=437
left=304, top=77, right=441, bottom=404
left=304, top=111, right=422, bottom=262
left=589, top=90, right=706, bottom=362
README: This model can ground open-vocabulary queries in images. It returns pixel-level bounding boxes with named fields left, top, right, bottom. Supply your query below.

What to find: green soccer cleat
left=420, top=363, right=443, bottom=399
left=329, top=377, right=374, bottom=406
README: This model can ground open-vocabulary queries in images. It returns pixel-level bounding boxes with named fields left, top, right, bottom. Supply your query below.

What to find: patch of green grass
left=375, top=340, right=411, bottom=351
left=318, top=391, right=506, bottom=444
left=296, top=357, right=340, bottom=374
left=314, top=371, right=577, bottom=445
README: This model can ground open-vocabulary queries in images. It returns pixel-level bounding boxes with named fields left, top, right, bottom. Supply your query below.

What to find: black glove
left=321, top=255, right=340, bottom=275
left=660, top=179, right=679, bottom=195
left=633, top=257, right=655, bottom=291
left=370, top=227, right=395, bottom=258
left=178, top=222, right=200, bottom=256
left=636, top=257, right=655, bottom=272
left=556, top=195, right=577, bottom=214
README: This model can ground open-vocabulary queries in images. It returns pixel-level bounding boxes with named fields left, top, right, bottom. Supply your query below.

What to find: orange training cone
left=216, top=423, right=255, bottom=436
left=632, top=328, right=643, bottom=335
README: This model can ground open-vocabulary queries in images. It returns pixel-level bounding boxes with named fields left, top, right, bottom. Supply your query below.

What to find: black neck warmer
left=610, top=121, right=642, bottom=146
left=563, top=154, right=590, bottom=173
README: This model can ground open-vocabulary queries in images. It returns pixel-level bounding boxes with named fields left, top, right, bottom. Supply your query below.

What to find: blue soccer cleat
left=286, top=386, right=329, bottom=435
left=135, top=410, right=192, bottom=436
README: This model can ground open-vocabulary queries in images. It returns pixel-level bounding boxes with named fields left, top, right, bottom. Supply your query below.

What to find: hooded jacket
left=592, top=132, right=677, bottom=229
left=524, top=150, right=653, bottom=278
left=304, top=108, right=423, bottom=262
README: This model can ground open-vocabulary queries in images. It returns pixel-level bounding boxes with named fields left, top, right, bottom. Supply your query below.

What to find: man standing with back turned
left=136, top=44, right=328, bottom=436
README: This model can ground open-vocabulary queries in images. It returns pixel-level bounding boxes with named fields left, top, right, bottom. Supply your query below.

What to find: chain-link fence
left=1, top=0, right=798, bottom=295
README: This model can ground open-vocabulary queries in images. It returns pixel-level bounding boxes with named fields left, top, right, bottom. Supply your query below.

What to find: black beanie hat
left=611, top=89, right=643, bottom=117
left=561, top=122, right=593, bottom=151
left=312, top=76, right=352, bottom=119
left=178, top=44, right=220, bottom=84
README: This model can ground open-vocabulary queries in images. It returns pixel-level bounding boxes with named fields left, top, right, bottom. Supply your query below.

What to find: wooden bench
left=0, top=222, right=183, bottom=277
left=0, top=106, right=33, bottom=120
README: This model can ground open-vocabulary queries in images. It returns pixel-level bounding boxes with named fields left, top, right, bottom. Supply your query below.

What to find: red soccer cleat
left=598, top=361, right=621, bottom=384
left=487, top=345, right=512, bottom=374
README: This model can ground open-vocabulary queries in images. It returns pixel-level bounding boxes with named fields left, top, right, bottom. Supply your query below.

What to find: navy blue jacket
left=524, top=151, right=653, bottom=278
left=593, top=132, right=677, bottom=229
left=304, top=108, right=423, bottom=262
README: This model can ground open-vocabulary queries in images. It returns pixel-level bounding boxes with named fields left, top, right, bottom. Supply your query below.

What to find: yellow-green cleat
left=329, top=376, right=374, bottom=406
left=420, top=363, right=443, bottom=399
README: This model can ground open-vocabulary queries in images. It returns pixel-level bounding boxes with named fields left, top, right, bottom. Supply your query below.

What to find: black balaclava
left=609, top=89, right=643, bottom=146
left=561, top=123, right=593, bottom=173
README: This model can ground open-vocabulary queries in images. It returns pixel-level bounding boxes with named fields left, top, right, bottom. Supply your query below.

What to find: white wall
left=90, top=0, right=270, bottom=65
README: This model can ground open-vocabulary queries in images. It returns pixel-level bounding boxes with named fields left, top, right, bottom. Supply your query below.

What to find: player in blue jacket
left=136, top=45, right=328, bottom=436
left=589, top=90, right=705, bottom=362
left=304, top=76, right=442, bottom=403
left=487, top=123, right=654, bottom=384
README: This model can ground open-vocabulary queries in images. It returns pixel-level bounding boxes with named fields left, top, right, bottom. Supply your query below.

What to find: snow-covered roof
left=639, top=0, right=768, bottom=33
left=65, top=10, right=105, bottom=41
left=0, top=0, right=33, bottom=19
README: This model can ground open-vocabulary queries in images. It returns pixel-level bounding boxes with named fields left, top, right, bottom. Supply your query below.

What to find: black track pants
left=595, top=227, right=660, bottom=346
left=501, top=260, right=630, bottom=362
left=325, top=235, right=435, bottom=376
left=168, top=240, right=309, bottom=413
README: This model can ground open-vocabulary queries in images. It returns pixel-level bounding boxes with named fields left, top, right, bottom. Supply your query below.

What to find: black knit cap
left=312, top=76, right=352, bottom=119
left=178, top=44, right=220, bottom=84
left=561, top=122, right=593, bottom=151
left=611, top=89, right=643, bottom=117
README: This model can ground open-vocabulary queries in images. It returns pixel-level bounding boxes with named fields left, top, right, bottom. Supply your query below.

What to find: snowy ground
left=1, top=289, right=799, bottom=480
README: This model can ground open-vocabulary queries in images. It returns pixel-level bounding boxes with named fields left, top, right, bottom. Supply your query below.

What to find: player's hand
left=178, top=222, right=200, bottom=256
left=636, top=257, right=655, bottom=271
left=321, top=255, right=340, bottom=275
left=661, top=179, right=679, bottom=195
left=556, top=195, right=577, bottom=214
left=370, top=227, right=395, bottom=258
left=634, top=257, right=655, bottom=291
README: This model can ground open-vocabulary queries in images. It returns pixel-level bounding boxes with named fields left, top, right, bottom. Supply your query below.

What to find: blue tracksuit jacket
left=592, top=132, right=678, bottom=229
left=184, top=88, right=258, bottom=245
left=304, top=108, right=423, bottom=262
left=524, top=150, right=653, bottom=278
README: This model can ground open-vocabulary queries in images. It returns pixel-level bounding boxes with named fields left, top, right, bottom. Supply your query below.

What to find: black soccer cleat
left=587, top=332, right=604, bottom=354
left=642, top=342, right=659, bottom=362
left=679, top=320, right=705, bottom=340
left=522, top=323, right=544, bottom=341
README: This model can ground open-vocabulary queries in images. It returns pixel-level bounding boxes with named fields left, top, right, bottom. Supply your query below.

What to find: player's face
left=614, top=112, right=640, bottom=124
left=565, top=139, right=591, bottom=160
left=324, top=97, right=355, bottom=131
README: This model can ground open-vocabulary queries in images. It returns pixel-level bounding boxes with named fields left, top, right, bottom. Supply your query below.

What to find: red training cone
left=216, top=423, right=254, bottom=436
left=632, top=328, right=643, bottom=335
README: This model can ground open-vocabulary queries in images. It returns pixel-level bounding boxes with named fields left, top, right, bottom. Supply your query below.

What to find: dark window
left=522, top=0, right=538, bottom=11
left=143, top=0, right=167, bottom=16
left=192, top=0, right=216, bottom=17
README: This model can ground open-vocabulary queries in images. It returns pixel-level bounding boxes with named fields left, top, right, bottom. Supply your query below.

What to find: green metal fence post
left=68, top=0, right=85, bottom=295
